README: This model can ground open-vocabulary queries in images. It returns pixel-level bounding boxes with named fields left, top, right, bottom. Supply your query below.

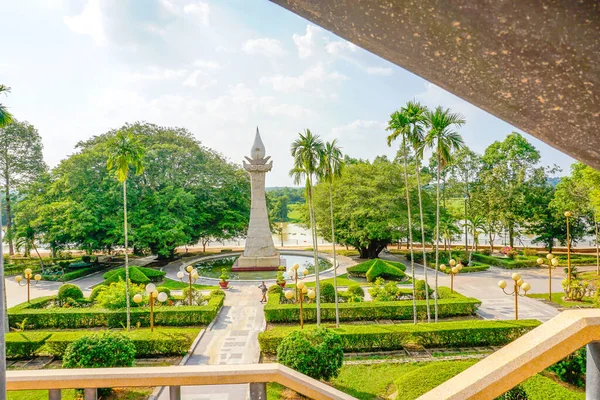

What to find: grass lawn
left=266, top=360, right=585, bottom=400
left=287, top=203, right=303, bottom=223
left=527, top=292, right=594, bottom=308
left=159, top=277, right=219, bottom=290
left=8, top=388, right=152, bottom=400
left=578, top=270, right=600, bottom=287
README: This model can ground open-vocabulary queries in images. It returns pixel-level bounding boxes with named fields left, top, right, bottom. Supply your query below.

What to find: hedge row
left=5, top=329, right=196, bottom=359
left=8, top=293, right=224, bottom=330
left=43, top=265, right=108, bottom=282
left=441, top=265, right=490, bottom=274
left=263, top=293, right=481, bottom=323
left=471, top=253, right=538, bottom=269
left=258, top=319, right=540, bottom=354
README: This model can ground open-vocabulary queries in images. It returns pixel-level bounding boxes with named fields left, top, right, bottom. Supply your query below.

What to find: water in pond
left=194, top=254, right=331, bottom=280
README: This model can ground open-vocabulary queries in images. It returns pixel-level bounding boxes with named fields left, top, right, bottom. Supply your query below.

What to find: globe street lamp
left=537, top=253, right=559, bottom=301
left=285, top=278, right=309, bottom=329
left=177, top=265, right=199, bottom=306
left=565, top=211, right=572, bottom=286
left=440, top=259, right=463, bottom=293
left=133, top=283, right=168, bottom=332
left=498, top=273, right=531, bottom=320
left=15, top=268, right=42, bottom=303
left=289, top=263, right=309, bottom=301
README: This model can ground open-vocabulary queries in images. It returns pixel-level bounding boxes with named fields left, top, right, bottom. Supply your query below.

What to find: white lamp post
left=133, top=283, right=168, bottom=332
left=177, top=265, right=199, bottom=305
left=498, top=273, right=531, bottom=320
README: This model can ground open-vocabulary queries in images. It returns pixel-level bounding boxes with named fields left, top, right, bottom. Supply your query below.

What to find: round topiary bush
left=58, top=284, right=84, bottom=302
left=277, top=328, right=343, bottom=381
left=347, top=284, right=365, bottom=298
left=63, top=332, right=136, bottom=396
left=156, top=286, right=171, bottom=298
left=320, top=282, right=336, bottom=303
left=89, top=285, right=107, bottom=302
left=415, top=280, right=433, bottom=300
left=268, top=284, right=283, bottom=295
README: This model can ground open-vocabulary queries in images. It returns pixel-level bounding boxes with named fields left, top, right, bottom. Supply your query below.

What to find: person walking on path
left=258, top=281, right=267, bottom=303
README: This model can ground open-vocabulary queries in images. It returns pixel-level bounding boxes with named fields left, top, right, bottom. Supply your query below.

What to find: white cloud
left=242, top=38, right=285, bottom=57
left=131, top=66, right=188, bottom=81
left=260, top=63, right=346, bottom=93
left=292, top=25, right=322, bottom=59
left=182, top=69, right=217, bottom=88
left=193, top=60, right=220, bottom=70
left=365, top=66, right=393, bottom=76
left=183, top=1, right=210, bottom=26
left=63, top=0, right=107, bottom=45
left=332, top=120, right=386, bottom=138
left=260, top=97, right=313, bottom=118
left=325, top=40, right=358, bottom=56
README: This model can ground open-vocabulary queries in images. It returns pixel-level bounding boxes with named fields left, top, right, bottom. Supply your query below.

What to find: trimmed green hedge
left=8, top=293, right=224, bottom=329
left=441, top=265, right=490, bottom=274
left=259, top=320, right=540, bottom=355
left=348, top=259, right=406, bottom=282
left=104, top=267, right=151, bottom=285
left=264, top=292, right=480, bottom=323
left=5, top=329, right=196, bottom=359
left=471, top=253, right=537, bottom=269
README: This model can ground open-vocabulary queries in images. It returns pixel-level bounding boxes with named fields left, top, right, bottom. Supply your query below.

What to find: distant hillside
left=547, top=177, right=561, bottom=187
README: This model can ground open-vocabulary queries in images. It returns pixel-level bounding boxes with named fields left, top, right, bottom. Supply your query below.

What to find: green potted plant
left=276, top=266, right=287, bottom=288
left=219, top=268, right=230, bottom=289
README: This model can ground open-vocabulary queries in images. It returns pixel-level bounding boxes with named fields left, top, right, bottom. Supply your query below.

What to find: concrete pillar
left=84, top=388, right=97, bottom=400
left=587, top=342, right=600, bottom=400
left=249, top=382, right=267, bottom=400
left=169, top=386, right=181, bottom=400
left=48, top=389, right=61, bottom=400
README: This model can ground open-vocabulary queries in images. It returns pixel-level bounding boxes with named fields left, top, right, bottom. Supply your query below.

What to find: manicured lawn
left=159, top=278, right=219, bottom=290
left=287, top=203, right=303, bottom=222
left=527, top=292, right=594, bottom=308
left=266, top=361, right=585, bottom=400
left=578, top=271, right=600, bottom=287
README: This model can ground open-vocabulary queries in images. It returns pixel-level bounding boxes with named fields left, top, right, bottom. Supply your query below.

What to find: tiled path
left=157, top=283, right=265, bottom=400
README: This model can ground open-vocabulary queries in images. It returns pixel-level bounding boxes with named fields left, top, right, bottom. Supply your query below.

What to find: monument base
left=233, top=254, right=281, bottom=271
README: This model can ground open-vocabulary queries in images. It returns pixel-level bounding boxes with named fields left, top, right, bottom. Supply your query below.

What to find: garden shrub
left=8, top=295, right=224, bottom=329
left=89, top=285, right=107, bottom=302
left=182, top=287, right=205, bottom=306
left=268, top=284, right=283, bottom=295
left=259, top=319, right=540, bottom=354
left=63, top=332, right=135, bottom=396
left=397, top=360, right=476, bottom=400
left=57, top=284, right=84, bottom=303
left=348, top=259, right=406, bottom=282
left=347, top=284, right=364, bottom=299
left=481, top=248, right=493, bottom=256
left=277, top=328, right=343, bottom=381
left=103, top=267, right=151, bottom=285
left=66, top=261, right=92, bottom=269
left=548, top=347, right=586, bottom=387
left=264, top=293, right=480, bottom=323
left=522, top=248, right=538, bottom=257
left=95, top=280, right=146, bottom=310
left=415, top=279, right=433, bottom=300
left=156, top=286, right=171, bottom=298
left=81, top=255, right=92, bottom=263
left=320, top=282, right=336, bottom=303
left=496, top=385, right=528, bottom=400
left=136, top=266, right=166, bottom=282
left=520, top=374, right=585, bottom=400
left=369, top=278, right=399, bottom=301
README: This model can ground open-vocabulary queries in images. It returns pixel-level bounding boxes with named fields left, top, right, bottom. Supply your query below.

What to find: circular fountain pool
left=193, top=253, right=331, bottom=280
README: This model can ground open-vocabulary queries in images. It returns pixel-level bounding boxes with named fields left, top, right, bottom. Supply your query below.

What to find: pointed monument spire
left=251, top=127, right=266, bottom=160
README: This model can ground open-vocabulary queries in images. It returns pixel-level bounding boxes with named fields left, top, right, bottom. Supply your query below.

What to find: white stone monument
left=233, top=128, right=281, bottom=271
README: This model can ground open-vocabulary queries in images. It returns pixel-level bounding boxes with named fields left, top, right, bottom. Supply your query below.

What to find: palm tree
left=0, top=85, right=13, bottom=127
left=319, top=140, right=343, bottom=327
left=403, top=100, right=432, bottom=323
left=387, top=110, right=418, bottom=324
left=290, top=129, right=324, bottom=326
left=466, top=215, right=486, bottom=253
left=107, top=129, right=145, bottom=331
left=425, top=106, right=465, bottom=322
left=440, top=214, right=460, bottom=260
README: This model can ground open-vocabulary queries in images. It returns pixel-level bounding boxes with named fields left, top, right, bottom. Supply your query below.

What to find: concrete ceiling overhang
left=271, top=0, right=600, bottom=169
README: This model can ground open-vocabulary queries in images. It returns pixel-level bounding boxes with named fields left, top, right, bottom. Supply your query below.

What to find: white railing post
left=84, top=388, right=97, bottom=400
left=169, top=385, right=181, bottom=400
left=48, top=389, right=61, bottom=400
left=587, top=342, right=600, bottom=400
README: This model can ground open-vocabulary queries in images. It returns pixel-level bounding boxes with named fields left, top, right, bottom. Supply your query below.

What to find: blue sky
left=0, top=0, right=575, bottom=186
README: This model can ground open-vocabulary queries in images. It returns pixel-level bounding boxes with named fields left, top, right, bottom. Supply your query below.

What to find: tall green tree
left=290, top=129, right=324, bottom=326
left=424, top=106, right=465, bottom=322
left=0, top=120, right=47, bottom=255
left=319, top=139, right=344, bottom=327
left=107, top=129, right=145, bottom=331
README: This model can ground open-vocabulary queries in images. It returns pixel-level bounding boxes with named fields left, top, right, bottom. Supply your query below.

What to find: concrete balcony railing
left=8, top=363, right=357, bottom=400
left=419, top=309, right=600, bottom=399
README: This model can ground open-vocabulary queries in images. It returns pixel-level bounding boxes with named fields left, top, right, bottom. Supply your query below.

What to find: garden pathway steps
left=156, top=282, right=265, bottom=400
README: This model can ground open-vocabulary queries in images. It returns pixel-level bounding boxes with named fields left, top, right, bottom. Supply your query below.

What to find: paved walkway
left=157, top=283, right=265, bottom=400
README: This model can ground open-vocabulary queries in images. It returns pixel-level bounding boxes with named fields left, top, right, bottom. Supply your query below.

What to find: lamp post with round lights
left=498, top=273, right=531, bottom=320
left=565, top=211, right=572, bottom=286
left=290, top=263, right=309, bottom=301
left=15, top=268, right=42, bottom=303
left=177, top=265, right=199, bottom=306
left=133, top=283, right=168, bottom=332
left=439, top=259, right=462, bottom=293
left=537, top=253, right=559, bottom=301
